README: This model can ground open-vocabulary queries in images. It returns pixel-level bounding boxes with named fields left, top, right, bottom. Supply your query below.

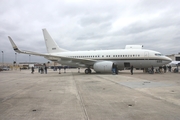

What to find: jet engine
left=93, top=61, right=113, bottom=73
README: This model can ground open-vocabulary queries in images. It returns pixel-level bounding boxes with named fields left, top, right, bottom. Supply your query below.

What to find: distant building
left=166, top=53, right=180, bottom=61
left=18, top=61, right=62, bottom=69
left=19, top=62, right=43, bottom=69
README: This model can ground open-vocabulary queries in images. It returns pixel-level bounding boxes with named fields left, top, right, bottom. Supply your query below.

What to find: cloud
left=0, top=0, right=180, bottom=63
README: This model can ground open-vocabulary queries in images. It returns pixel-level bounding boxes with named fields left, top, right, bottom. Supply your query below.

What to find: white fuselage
left=45, top=49, right=171, bottom=69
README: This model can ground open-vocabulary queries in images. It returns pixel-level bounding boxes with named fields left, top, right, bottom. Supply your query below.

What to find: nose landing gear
left=85, top=68, right=92, bottom=74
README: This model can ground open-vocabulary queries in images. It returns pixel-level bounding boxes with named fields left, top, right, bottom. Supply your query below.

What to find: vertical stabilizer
left=42, top=29, right=68, bottom=53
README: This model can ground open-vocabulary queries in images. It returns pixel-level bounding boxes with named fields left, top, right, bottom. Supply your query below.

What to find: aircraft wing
left=8, top=36, right=96, bottom=66
left=8, top=36, right=49, bottom=56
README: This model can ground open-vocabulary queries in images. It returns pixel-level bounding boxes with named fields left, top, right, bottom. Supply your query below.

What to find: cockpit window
left=155, top=53, right=163, bottom=56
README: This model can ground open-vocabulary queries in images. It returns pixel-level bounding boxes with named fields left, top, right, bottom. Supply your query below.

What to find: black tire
left=85, top=69, right=92, bottom=74
left=85, top=69, right=89, bottom=74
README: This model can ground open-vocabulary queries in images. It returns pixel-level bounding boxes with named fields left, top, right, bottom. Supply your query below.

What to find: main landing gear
left=85, top=68, right=92, bottom=74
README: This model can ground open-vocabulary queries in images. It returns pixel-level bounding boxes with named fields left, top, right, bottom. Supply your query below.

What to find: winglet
left=8, top=36, right=22, bottom=53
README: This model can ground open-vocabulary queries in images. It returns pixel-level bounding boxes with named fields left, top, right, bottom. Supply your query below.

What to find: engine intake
left=93, top=61, right=113, bottom=73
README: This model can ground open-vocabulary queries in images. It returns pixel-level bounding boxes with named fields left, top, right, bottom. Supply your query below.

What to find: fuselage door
left=144, top=51, right=149, bottom=60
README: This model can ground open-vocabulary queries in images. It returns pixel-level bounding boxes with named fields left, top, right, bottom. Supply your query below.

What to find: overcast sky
left=0, top=0, right=180, bottom=64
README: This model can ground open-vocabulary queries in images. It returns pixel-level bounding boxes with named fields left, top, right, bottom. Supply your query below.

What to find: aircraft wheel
left=85, top=69, right=92, bottom=74
left=85, top=69, right=89, bottom=74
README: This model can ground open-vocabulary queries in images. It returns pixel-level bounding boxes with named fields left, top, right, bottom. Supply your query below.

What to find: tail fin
left=42, top=29, right=68, bottom=53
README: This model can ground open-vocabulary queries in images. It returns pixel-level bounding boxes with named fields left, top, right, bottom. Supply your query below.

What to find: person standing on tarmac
left=130, top=65, right=133, bottom=75
left=31, top=67, right=34, bottom=74
left=58, top=67, right=61, bottom=74
left=112, top=64, right=116, bottom=74
left=151, top=66, right=154, bottom=74
left=115, top=65, right=118, bottom=74
left=43, top=63, right=47, bottom=74
left=45, top=66, right=47, bottom=74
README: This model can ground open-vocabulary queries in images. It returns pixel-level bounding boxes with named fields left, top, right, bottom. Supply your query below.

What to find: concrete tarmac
left=0, top=69, right=180, bottom=120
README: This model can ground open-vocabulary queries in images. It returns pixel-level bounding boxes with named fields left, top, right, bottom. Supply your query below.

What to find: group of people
left=31, top=63, right=48, bottom=74
left=31, top=65, right=69, bottom=74
left=38, top=66, right=48, bottom=74
left=154, top=66, right=174, bottom=73
left=124, top=65, right=174, bottom=75
left=58, top=66, right=67, bottom=74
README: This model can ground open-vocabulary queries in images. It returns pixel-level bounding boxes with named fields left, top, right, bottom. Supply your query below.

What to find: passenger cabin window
left=106, top=55, right=110, bottom=57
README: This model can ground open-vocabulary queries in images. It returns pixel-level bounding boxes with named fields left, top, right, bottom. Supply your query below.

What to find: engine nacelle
left=93, top=61, right=113, bottom=73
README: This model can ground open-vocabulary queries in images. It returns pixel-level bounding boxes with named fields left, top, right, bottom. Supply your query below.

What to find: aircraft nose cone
left=165, top=56, right=172, bottom=63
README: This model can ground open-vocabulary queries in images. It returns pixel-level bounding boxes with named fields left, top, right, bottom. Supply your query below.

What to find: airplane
left=8, top=29, right=172, bottom=74
left=168, top=61, right=180, bottom=67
